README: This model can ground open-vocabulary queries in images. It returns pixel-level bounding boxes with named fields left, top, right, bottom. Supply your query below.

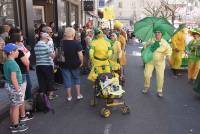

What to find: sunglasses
left=155, top=31, right=161, bottom=34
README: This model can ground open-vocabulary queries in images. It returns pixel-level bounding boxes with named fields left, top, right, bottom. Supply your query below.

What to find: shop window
left=33, top=6, right=45, bottom=25
left=118, top=1, right=122, bottom=8
left=0, top=0, right=15, bottom=26
left=70, top=4, right=78, bottom=27
left=60, top=1, right=67, bottom=27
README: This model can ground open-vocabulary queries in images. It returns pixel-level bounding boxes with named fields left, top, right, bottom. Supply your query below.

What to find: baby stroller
left=90, top=65, right=130, bottom=118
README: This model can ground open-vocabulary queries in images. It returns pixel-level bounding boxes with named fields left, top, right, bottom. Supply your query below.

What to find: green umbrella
left=134, top=17, right=175, bottom=42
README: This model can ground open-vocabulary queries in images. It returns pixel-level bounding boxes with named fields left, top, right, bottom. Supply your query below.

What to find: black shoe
left=10, top=122, right=26, bottom=129
left=20, top=115, right=33, bottom=122
left=10, top=124, right=28, bottom=133
left=26, top=112, right=34, bottom=119
left=48, top=94, right=59, bottom=100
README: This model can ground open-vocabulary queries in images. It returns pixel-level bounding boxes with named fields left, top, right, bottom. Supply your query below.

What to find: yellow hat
left=114, top=20, right=123, bottom=29
left=189, top=27, right=200, bottom=35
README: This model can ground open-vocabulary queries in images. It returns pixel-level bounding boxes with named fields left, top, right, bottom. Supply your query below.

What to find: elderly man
left=142, top=27, right=172, bottom=97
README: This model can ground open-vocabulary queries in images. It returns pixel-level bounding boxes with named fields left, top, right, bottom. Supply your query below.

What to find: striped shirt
left=34, top=41, right=52, bottom=66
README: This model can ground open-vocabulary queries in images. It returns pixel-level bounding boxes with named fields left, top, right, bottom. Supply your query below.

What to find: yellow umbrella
left=103, top=6, right=115, bottom=20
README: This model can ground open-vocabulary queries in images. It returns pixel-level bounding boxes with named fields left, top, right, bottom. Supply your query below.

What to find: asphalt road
left=0, top=42, right=200, bottom=134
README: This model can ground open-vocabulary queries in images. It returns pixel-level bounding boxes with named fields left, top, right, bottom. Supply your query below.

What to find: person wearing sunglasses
left=142, top=27, right=172, bottom=97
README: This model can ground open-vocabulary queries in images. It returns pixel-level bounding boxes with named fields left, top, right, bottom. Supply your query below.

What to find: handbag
left=141, top=41, right=160, bottom=64
left=57, top=40, right=65, bottom=63
left=141, top=47, right=153, bottom=64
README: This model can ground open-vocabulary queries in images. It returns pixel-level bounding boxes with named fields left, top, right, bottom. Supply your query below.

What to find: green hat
left=153, top=26, right=165, bottom=35
left=115, top=32, right=120, bottom=37
left=189, top=27, right=200, bottom=35
left=94, top=28, right=103, bottom=36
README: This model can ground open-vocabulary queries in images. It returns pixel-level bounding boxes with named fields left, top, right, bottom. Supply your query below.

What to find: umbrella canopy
left=134, top=17, right=175, bottom=42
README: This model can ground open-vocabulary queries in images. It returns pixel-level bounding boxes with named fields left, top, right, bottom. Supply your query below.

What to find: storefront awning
left=87, top=11, right=99, bottom=18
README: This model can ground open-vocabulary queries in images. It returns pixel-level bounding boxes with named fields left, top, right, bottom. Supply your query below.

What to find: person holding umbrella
left=134, top=17, right=174, bottom=97
left=142, top=26, right=172, bottom=97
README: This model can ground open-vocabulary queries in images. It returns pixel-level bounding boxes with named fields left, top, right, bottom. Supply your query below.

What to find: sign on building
left=84, top=0, right=94, bottom=11
left=99, top=0, right=105, bottom=7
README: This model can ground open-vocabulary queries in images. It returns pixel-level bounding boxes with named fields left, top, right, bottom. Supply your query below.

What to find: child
left=3, top=43, right=28, bottom=133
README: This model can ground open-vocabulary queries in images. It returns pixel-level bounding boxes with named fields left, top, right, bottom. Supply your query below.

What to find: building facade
left=106, top=0, right=138, bottom=27
left=0, top=0, right=81, bottom=46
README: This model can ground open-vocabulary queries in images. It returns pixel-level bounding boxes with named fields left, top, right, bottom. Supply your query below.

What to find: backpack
left=33, top=93, right=55, bottom=114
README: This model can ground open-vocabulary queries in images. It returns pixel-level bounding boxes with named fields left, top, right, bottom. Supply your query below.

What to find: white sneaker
left=77, top=94, right=83, bottom=100
left=67, top=96, right=72, bottom=101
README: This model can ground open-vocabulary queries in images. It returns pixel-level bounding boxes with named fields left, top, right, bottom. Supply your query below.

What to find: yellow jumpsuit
left=144, top=38, right=172, bottom=93
left=109, top=40, right=122, bottom=71
left=170, top=30, right=186, bottom=69
left=88, top=36, right=112, bottom=81
left=187, top=39, right=200, bottom=80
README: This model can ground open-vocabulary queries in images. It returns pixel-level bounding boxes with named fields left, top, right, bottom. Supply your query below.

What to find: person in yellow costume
left=142, top=27, right=172, bottom=97
left=88, top=30, right=112, bottom=81
left=118, top=33, right=126, bottom=66
left=187, top=28, right=200, bottom=82
left=109, top=33, right=122, bottom=71
left=170, top=25, right=187, bottom=76
left=114, top=22, right=127, bottom=66
left=120, top=29, right=128, bottom=42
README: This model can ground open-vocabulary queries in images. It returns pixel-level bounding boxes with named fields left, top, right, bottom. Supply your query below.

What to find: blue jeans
left=61, top=68, right=80, bottom=88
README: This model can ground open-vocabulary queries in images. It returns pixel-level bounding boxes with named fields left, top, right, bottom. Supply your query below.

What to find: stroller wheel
left=120, top=106, right=130, bottom=114
left=90, top=99, right=97, bottom=107
left=100, top=108, right=111, bottom=118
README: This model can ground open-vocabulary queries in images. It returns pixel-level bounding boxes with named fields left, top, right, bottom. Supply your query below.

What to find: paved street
left=1, top=42, right=200, bottom=134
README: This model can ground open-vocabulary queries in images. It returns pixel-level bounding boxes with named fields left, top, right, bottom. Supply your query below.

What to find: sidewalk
left=0, top=70, right=38, bottom=121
